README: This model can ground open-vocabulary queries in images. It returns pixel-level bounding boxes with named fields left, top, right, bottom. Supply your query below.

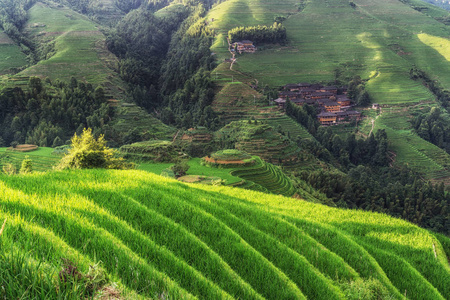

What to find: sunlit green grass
left=0, top=169, right=448, bottom=299
left=0, top=31, right=28, bottom=75
left=18, top=2, right=115, bottom=85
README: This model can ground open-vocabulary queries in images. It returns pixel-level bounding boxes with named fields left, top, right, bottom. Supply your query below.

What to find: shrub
left=2, top=163, right=16, bottom=175
left=19, top=156, right=32, bottom=174
left=172, top=161, right=190, bottom=178
left=58, top=128, right=133, bottom=170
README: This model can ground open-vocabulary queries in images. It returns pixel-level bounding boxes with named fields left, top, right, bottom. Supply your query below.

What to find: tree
left=171, top=160, right=190, bottom=178
left=20, top=155, right=32, bottom=174
left=58, top=128, right=131, bottom=169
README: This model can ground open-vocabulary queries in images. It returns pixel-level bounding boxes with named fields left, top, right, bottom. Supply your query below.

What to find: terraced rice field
left=231, top=157, right=296, bottom=196
left=0, top=31, right=28, bottom=75
left=0, top=147, right=61, bottom=172
left=0, top=169, right=448, bottom=299
left=208, top=0, right=450, bottom=182
left=112, top=104, right=176, bottom=140
left=267, top=116, right=316, bottom=141
left=372, top=110, right=450, bottom=180
left=18, top=2, right=120, bottom=88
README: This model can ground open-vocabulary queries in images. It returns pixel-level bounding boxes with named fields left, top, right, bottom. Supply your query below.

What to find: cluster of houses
left=273, top=83, right=361, bottom=125
left=231, top=40, right=257, bottom=53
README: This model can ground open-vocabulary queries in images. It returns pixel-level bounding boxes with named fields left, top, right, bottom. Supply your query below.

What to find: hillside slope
left=207, top=0, right=450, bottom=182
left=0, top=170, right=448, bottom=299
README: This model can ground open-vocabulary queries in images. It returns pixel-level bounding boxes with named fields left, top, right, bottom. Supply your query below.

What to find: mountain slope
left=207, top=0, right=450, bottom=182
left=19, top=2, right=119, bottom=88
left=0, top=30, right=28, bottom=75
left=0, top=170, right=448, bottom=299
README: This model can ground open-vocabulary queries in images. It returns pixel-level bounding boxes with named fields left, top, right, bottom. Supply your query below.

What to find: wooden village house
left=233, top=40, right=256, bottom=53
left=276, top=82, right=361, bottom=125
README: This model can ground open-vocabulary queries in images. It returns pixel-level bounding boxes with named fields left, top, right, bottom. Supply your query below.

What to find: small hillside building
left=234, top=40, right=256, bottom=53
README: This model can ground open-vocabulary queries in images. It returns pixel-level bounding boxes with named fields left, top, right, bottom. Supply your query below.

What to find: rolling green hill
left=19, top=2, right=118, bottom=87
left=0, top=169, right=448, bottom=299
left=207, top=0, right=450, bottom=182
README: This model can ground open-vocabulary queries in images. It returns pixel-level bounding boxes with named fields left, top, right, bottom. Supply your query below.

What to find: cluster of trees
left=0, top=77, right=113, bottom=147
left=412, top=107, right=450, bottom=153
left=285, top=101, right=320, bottom=135
left=59, top=128, right=132, bottom=170
left=296, top=166, right=449, bottom=233
left=106, top=1, right=220, bottom=130
left=106, top=8, right=187, bottom=110
left=347, top=76, right=371, bottom=106
left=158, top=3, right=219, bottom=130
left=228, top=22, right=287, bottom=44
left=316, top=127, right=389, bottom=167
left=410, top=67, right=450, bottom=152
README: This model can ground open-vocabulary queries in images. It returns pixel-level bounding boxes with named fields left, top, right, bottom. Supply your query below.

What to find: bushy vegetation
left=0, top=169, right=448, bottom=299
left=228, top=22, right=287, bottom=44
left=120, top=140, right=187, bottom=162
left=210, top=149, right=252, bottom=161
left=0, top=77, right=113, bottom=147
left=58, top=128, right=131, bottom=170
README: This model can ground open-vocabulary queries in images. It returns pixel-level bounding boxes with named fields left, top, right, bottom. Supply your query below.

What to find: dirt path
left=226, top=37, right=236, bottom=70
left=203, top=156, right=246, bottom=165
left=369, top=110, right=382, bottom=136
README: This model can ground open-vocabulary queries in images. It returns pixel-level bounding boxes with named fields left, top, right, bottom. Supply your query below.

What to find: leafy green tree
left=59, top=128, right=131, bottom=169
left=20, top=155, right=32, bottom=174
left=171, top=160, right=190, bottom=178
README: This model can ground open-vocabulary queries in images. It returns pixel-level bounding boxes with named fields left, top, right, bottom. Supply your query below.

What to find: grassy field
left=0, top=147, right=61, bottom=172
left=18, top=2, right=120, bottom=89
left=0, top=169, right=448, bottom=299
left=207, top=0, right=450, bottom=182
left=208, top=0, right=450, bottom=92
left=0, top=31, right=28, bottom=75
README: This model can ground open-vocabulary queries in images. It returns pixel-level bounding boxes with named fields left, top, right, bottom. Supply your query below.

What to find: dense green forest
left=228, top=23, right=287, bottom=44
left=0, top=77, right=112, bottom=147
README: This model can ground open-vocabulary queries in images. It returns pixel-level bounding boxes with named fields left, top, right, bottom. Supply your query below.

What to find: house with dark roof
left=319, top=86, right=338, bottom=94
left=234, top=40, right=256, bottom=53
left=318, top=112, right=337, bottom=125
left=309, top=92, right=335, bottom=100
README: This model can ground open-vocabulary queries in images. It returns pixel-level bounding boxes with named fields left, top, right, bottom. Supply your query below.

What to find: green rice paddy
left=208, top=0, right=450, bottom=182
left=0, top=169, right=448, bottom=299
left=18, top=2, right=118, bottom=86
left=0, top=31, right=28, bottom=75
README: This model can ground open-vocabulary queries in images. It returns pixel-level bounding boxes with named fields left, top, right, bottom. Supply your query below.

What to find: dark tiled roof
left=318, top=112, right=337, bottom=117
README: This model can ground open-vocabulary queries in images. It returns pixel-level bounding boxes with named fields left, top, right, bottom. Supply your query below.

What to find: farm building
left=319, top=86, right=338, bottom=93
left=336, top=95, right=351, bottom=107
left=278, top=83, right=360, bottom=126
left=318, top=112, right=337, bottom=125
left=233, top=40, right=256, bottom=53
left=322, top=100, right=341, bottom=112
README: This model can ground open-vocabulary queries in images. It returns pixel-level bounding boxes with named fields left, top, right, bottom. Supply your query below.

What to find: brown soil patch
left=43, top=30, right=102, bottom=37
left=178, top=175, right=221, bottom=184
left=96, top=286, right=123, bottom=300
left=8, top=144, right=39, bottom=152
left=203, top=156, right=246, bottom=165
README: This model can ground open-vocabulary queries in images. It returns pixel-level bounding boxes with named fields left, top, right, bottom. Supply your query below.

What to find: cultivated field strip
left=0, top=170, right=448, bottom=299
left=231, top=157, right=296, bottom=196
